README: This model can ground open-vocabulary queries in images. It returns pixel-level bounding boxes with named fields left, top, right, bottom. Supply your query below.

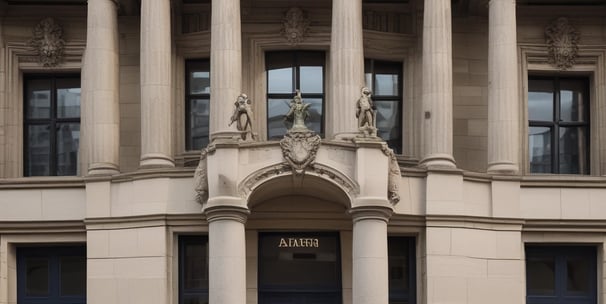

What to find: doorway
left=258, top=232, right=342, bottom=304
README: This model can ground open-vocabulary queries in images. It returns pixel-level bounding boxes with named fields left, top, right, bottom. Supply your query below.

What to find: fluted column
left=328, top=0, right=365, bottom=138
left=206, top=205, right=249, bottom=304
left=140, top=0, right=173, bottom=168
left=209, top=0, right=242, bottom=139
left=84, top=0, right=120, bottom=175
left=487, top=0, right=519, bottom=174
left=351, top=207, right=391, bottom=304
left=420, top=0, right=456, bottom=168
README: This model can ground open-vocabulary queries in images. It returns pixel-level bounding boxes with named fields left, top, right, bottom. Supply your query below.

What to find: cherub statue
left=229, top=93, right=255, bottom=140
left=356, top=87, right=377, bottom=136
left=284, top=90, right=311, bottom=132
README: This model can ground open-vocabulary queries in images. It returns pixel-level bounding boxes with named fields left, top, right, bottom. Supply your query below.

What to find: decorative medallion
left=382, top=145, right=401, bottom=205
left=28, top=18, right=66, bottom=67
left=545, top=17, right=580, bottom=70
left=281, top=131, right=321, bottom=174
left=281, top=7, right=310, bottom=45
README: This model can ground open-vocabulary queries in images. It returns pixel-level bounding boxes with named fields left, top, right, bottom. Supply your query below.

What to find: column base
left=420, top=153, right=456, bottom=169
left=487, top=161, right=519, bottom=175
left=139, top=153, right=174, bottom=169
left=87, top=162, right=120, bottom=176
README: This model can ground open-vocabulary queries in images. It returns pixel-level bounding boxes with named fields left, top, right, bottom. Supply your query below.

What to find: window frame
left=23, top=73, right=81, bottom=177
left=16, top=245, right=86, bottom=304
left=185, top=59, right=211, bottom=151
left=527, top=76, right=590, bottom=174
left=525, top=245, right=597, bottom=304
left=178, top=235, right=209, bottom=304
left=265, top=50, right=326, bottom=139
left=365, top=59, right=404, bottom=153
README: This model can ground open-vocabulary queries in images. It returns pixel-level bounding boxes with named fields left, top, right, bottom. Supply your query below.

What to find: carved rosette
left=381, top=145, right=401, bottom=205
left=281, top=7, right=310, bottom=45
left=545, top=17, right=580, bottom=70
left=28, top=18, right=66, bottom=67
left=280, top=130, right=321, bottom=174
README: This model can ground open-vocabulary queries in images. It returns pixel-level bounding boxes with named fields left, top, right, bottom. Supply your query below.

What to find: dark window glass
left=24, top=75, right=80, bottom=176
left=388, top=237, right=416, bottom=304
left=365, top=59, right=403, bottom=153
left=186, top=60, right=210, bottom=150
left=266, top=51, right=325, bottom=139
left=528, top=77, right=589, bottom=174
left=179, top=236, right=209, bottom=304
left=526, top=245, right=596, bottom=304
left=258, top=232, right=341, bottom=303
left=17, top=246, right=86, bottom=304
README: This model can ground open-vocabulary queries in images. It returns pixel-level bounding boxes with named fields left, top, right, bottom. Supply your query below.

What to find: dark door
left=258, top=232, right=342, bottom=304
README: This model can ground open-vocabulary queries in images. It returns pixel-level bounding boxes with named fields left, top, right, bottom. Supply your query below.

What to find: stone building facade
left=0, top=0, right=605, bottom=304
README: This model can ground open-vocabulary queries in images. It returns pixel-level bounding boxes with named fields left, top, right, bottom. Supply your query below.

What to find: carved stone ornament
left=280, top=131, right=321, bottom=174
left=193, top=148, right=210, bottom=205
left=28, top=18, right=66, bottom=67
left=545, top=17, right=580, bottom=70
left=281, top=7, right=310, bottom=45
left=381, top=145, right=401, bottom=205
left=229, top=93, right=257, bottom=141
left=356, top=87, right=378, bottom=137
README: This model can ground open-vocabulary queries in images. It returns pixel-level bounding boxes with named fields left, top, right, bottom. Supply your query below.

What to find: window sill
left=0, top=176, right=85, bottom=189
left=521, top=174, right=606, bottom=188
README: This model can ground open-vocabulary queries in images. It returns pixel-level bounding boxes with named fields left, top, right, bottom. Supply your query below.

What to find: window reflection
left=186, top=60, right=211, bottom=150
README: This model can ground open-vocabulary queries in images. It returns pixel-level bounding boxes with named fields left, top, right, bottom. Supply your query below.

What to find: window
left=526, top=245, right=596, bottom=304
left=17, top=245, right=86, bottom=304
left=528, top=76, right=589, bottom=174
left=186, top=59, right=210, bottom=150
left=266, top=51, right=325, bottom=139
left=388, top=237, right=416, bottom=304
left=24, top=75, right=80, bottom=176
left=365, top=60, right=403, bottom=153
left=179, top=235, right=209, bottom=304
left=258, top=232, right=341, bottom=304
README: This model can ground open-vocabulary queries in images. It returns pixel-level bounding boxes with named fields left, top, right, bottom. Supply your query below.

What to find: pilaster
left=84, top=0, right=120, bottom=175
left=140, top=0, right=174, bottom=168
left=328, top=0, right=365, bottom=138
left=487, top=0, right=519, bottom=174
left=420, top=0, right=456, bottom=168
left=209, top=0, right=242, bottom=140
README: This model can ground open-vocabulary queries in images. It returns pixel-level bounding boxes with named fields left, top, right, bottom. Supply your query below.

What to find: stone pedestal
left=420, top=0, right=456, bottom=168
left=140, top=0, right=174, bottom=168
left=487, top=0, right=519, bottom=174
left=350, top=206, right=392, bottom=304
left=84, top=0, right=120, bottom=175
left=210, top=0, right=242, bottom=140
left=328, top=0, right=364, bottom=138
left=206, top=205, right=249, bottom=304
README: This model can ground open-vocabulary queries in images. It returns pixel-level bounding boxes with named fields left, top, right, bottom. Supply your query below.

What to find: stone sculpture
left=229, top=93, right=256, bottom=140
left=280, top=90, right=321, bottom=174
left=382, top=145, right=401, bottom=205
left=545, top=17, right=580, bottom=70
left=29, top=18, right=65, bottom=67
left=194, top=148, right=209, bottom=205
left=356, top=87, right=378, bottom=137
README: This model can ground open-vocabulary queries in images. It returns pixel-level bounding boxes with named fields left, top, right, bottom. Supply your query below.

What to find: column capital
left=349, top=205, right=392, bottom=223
left=205, top=205, right=250, bottom=224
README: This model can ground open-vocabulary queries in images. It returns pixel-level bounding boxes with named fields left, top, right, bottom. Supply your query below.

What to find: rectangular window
left=266, top=51, right=325, bottom=139
left=179, top=235, right=209, bottom=304
left=388, top=237, right=416, bottom=304
left=17, top=245, right=86, bottom=304
left=528, top=76, right=589, bottom=174
left=526, top=245, right=596, bottom=304
left=24, top=75, right=80, bottom=176
left=186, top=59, right=211, bottom=150
left=365, top=59, right=403, bottom=153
